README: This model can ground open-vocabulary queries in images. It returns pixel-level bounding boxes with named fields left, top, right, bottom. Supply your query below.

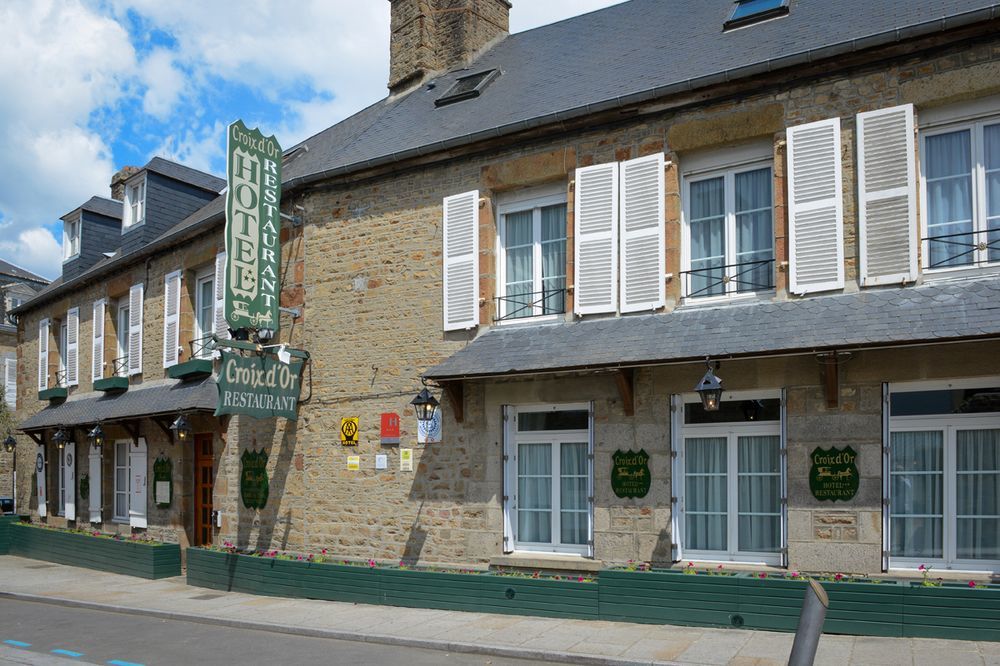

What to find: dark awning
left=425, top=276, right=1000, bottom=381
left=19, top=377, right=217, bottom=431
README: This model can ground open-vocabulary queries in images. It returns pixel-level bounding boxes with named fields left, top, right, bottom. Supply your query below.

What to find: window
left=921, top=117, right=1000, bottom=270
left=114, top=440, right=130, bottom=521
left=675, top=392, right=784, bottom=564
left=725, top=0, right=789, bottom=30
left=7, top=296, right=23, bottom=311
left=116, top=299, right=130, bottom=377
left=62, top=216, right=81, bottom=261
left=194, top=267, right=215, bottom=358
left=682, top=162, right=774, bottom=300
left=887, top=381, right=1000, bottom=571
left=435, top=69, right=500, bottom=107
left=504, top=404, right=592, bottom=555
left=497, top=189, right=567, bottom=321
left=123, top=176, right=146, bottom=230
left=58, top=320, right=68, bottom=387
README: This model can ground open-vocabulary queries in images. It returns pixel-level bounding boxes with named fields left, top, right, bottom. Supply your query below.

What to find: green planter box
left=480, top=575, right=599, bottom=619
left=10, top=524, right=180, bottom=579
left=0, top=516, right=19, bottom=555
left=902, top=582, right=1000, bottom=642
left=380, top=568, right=485, bottom=612
left=599, top=569, right=742, bottom=627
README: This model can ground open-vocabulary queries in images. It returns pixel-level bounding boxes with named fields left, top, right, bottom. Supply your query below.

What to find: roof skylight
left=725, top=0, right=789, bottom=30
left=435, top=69, right=500, bottom=107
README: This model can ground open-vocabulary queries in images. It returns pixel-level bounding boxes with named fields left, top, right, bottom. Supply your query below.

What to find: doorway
left=193, top=434, right=214, bottom=547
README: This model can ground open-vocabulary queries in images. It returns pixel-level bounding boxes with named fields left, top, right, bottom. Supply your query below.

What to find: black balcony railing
left=923, top=228, right=1000, bottom=269
left=112, top=355, right=128, bottom=378
left=55, top=369, right=68, bottom=388
left=681, top=258, right=775, bottom=299
left=494, top=287, right=566, bottom=322
left=189, top=335, right=215, bottom=359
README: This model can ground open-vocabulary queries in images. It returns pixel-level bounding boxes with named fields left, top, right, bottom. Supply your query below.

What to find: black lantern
left=87, top=424, right=105, bottom=449
left=694, top=359, right=724, bottom=412
left=169, top=414, right=192, bottom=442
left=2, top=433, right=15, bottom=453
left=52, top=428, right=69, bottom=450
left=410, top=388, right=440, bottom=423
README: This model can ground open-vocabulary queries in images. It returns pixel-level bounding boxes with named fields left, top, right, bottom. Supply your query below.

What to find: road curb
left=0, top=591, right=670, bottom=666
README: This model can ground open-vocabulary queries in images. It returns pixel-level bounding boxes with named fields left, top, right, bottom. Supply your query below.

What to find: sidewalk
left=0, top=556, right=997, bottom=666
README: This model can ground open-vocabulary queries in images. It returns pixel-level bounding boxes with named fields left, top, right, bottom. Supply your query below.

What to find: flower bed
left=9, top=523, right=180, bottom=579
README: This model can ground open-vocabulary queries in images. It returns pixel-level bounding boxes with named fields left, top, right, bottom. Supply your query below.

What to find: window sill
left=678, top=290, right=775, bottom=309
left=494, top=313, right=565, bottom=327
left=920, top=264, right=1000, bottom=282
left=121, top=221, right=145, bottom=234
left=679, top=558, right=785, bottom=571
left=491, top=552, right=603, bottom=572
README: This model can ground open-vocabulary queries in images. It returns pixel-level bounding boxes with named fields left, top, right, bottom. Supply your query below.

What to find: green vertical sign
left=225, top=120, right=282, bottom=333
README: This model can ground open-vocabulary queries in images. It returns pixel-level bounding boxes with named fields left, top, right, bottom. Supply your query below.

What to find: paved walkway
left=0, top=556, right=997, bottom=666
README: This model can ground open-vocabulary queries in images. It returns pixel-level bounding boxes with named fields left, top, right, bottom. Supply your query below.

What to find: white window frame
left=886, top=378, right=1000, bottom=573
left=57, top=445, right=66, bottom=516
left=681, top=147, right=775, bottom=304
left=496, top=186, right=568, bottom=324
left=122, top=175, right=146, bottom=231
left=62, top=215, right=81, bottom=262
left=113, top=440, right=131, bottom=522
left=675, top=389, right=785, bottom=565
left=919, top=111, right=1000, bottom=274
left=116, top=299, right=130, bottom=377
left=503, top=402, right=593, bottom=556
left=194, top=265, right=215, bottom=358
left=58, top=320, right=68, bottom=387
left=7, top=295, right=23, bottom=311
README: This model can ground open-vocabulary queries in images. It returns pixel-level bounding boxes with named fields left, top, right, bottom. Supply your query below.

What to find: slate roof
left=19, top=377, right=218, bottom=431
left=145, top=156, right=226, bottom=193
left=424, top=277, right=1000, bottom=380
left=0, top=259, right=49, bottom=285
left=62, top=196, right=122, bottom=221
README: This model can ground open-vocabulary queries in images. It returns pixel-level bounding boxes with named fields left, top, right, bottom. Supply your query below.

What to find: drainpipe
left=788, top=578, right=829, bottom=666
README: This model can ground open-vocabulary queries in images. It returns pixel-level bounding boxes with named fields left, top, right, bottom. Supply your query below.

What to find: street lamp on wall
left=52, top=428, right=69, bottom=450
left=87, top=424, right=105, bottom=450
left=169, top=414, right=192, bottom=443
left=410, top=388, right=440, bottom=423
left=694, top=358, right=724, bottom=412
left=3, top=433, right=15, bottom=453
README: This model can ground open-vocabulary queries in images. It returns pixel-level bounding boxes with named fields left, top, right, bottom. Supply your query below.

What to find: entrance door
left=193, top=434, right=214, bottom=547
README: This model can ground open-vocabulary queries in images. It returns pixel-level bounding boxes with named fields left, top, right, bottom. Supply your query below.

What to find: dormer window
left=123, top=176, right=146, bottom=230
left=62, top=216, right=81, bottom=262
left=724, top=0, right=789, bottom=30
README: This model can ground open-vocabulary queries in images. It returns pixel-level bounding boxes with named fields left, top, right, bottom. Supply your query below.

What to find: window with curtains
left=505, top=405, right=592, bottom=554
left=920, top=117, right=1000, bottom=270
left=678, top=395, right=784, bottom=564
left=194, top=266, right=215, bottom=358
left=115, top=299, right=129, bottom=377
left=496, top=189, right=567, bottom=321
left=123, top=176, right=146, bottom=230
left=682, top=162, right=774, bottom=300
left=888, top=383, right=1000, bottom=570
left=114, top=441, right=130, bottom=522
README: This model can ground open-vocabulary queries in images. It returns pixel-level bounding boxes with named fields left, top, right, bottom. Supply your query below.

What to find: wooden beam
left=614, top=369, right=635, bottom=417
left=151, top=417, right=173, bottom=440
left=121, top=421, right=140, bottom=446
left=441, top=381, right=464, bottom=424
left=24, top=430, right=44, bottom=446
left=817, top=352, right=851, bottom=410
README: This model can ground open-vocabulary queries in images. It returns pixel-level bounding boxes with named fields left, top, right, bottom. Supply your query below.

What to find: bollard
left=788, top=578, right=829, bottom=666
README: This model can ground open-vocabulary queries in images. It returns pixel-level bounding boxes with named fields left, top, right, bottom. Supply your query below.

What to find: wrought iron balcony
left=681, top=258, right=775, bottom=299
left=112, top=355, right=129, bottom=378
left=494, top=287, right=566, bottom=322
left=923, top=228, right=1000, bottom=269
left=189, top=335, right=216, bottom=359
left=54, top=369, right=68, bottom=388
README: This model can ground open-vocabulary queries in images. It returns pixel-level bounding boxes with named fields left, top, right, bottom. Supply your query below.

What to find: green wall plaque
left=240, top=449, right=269, bottom=510
left=153, top=457, right=173, bottom=508
left=809, top=445, right=859, bottom=501
left=611, top=449, right=651, bottom=498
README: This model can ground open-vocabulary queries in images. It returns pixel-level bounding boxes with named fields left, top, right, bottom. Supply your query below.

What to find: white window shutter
left=91, top=300, right=105, bottom=383
left=64, top=444, right=76, bottom=521
left=619, top=154, right=665, bottom=312
left=36, top=444, right=46, bottom=518
left=37, top=319, right=49, bottom=391
left=857, top=104, right=917, bottom=286
left=163, top=271, right=181, bottom=368
left=214, top=252, right=229, bottom=348
left=669, top=394, right=683, bottom=562
left=129, top=437, right=148, bottom=528
left=66, top=307, right=79, bottom=386
left=787, top=118, right=845, bottom=295
left=128, top=283, right=143, bottom=376
left=575, top=163, right=619, bottom=315
left=587, top=403, right=595, bottom=559
left=89, top=444, right=102, bottom=524
left=4, top=357, right=15, bottom=409
left=442, top=191, right=479, bottom=331
left=501, top=406, right=514, bottom=554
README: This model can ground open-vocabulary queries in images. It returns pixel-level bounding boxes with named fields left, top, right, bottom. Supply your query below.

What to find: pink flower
left=834, top=573, right=843, bottom=582
left=717, top=564, right=723, bottom=569
left=918, top=564, right=926, bottom=572
left=790, top=571, right=800, bottom=578
left=577, top=576, right=584, bottom=582
left=368, top=559, right=376, bottom=568
left=688, top=562, right=694, bottom=567
left=321, top=548, right=327, bottom=555
left=969, top=580, right=977, bottom=588
left=758, top=572, right=767, bottom=579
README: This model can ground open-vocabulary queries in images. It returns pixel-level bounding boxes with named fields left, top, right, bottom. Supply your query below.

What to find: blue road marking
left=52, top=649, right=84, bottom=658
left=108, top=661, right=145, bottom=666
left=3, top=640, right=31, bottom=648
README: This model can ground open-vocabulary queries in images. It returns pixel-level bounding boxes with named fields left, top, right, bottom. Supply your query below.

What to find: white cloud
left=151, top=120, right=226, bottom=175
left=0, top=227, right=62, bottom=281
left=140, top=49, right=187, bottom=120
left=509, top=0, right=628, bottom=32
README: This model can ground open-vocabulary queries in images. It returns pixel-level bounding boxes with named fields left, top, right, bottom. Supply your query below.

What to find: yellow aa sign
left=340, top=417, right=359, bottom=445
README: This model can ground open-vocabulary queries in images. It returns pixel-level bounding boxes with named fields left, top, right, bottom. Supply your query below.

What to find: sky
left=0, top=0, right=628, bottom=282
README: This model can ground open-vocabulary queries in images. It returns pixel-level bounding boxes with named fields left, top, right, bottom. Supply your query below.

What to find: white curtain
left=734, top=168, right=773, bottom=293
left=956, top=429, right=999, bottom=560
left=890, top=430, right=944, bottom=558
left=540, top=204, right=566, bottom=314
left=504, top=210, right=533, bottom=318
left=560, top=442, right=588, bottom=545
left=986, top=124, right=1000, bottom=263
left=925, top=130, right=973, bottom=267
left=685, top=437, right=727, bottom=551
left=689, top=177, right=726, bottom=296
left=518, top=443, right=552, bottom=542
left=737, top=435, right=781, bottom=552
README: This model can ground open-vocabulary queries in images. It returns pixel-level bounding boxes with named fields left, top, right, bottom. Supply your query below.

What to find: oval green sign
left=809, top=445, right=859, bottom=502
left=611, top=449, right=651, bottom=499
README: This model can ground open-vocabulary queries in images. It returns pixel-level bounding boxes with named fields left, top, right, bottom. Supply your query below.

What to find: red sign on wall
left=380, top=412, right=400, bottom=445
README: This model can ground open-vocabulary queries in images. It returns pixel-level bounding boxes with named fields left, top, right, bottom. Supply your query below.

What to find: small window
left=123, top=176, right=146, bottom=230
left=116, top=299, right=130, bottom=377
left=725, top=0, right=789, bottom=30
left=58, top=320, right=68, bottom=387
left=435, top=69, right=500, bottom=107
left=62, top=216, right=81, bottom=261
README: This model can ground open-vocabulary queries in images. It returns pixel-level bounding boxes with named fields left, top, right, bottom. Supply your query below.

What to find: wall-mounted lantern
left=410, top=388, right=440, bottom=423
left=52, top=428, right=69, bottom=450
left=87, top=424, right=105, bottom=449
left=694, top=358, right=724, bottom=412
left=2, top=433, right=15, bottom=453
left=169, top=414, right=192, bottom=443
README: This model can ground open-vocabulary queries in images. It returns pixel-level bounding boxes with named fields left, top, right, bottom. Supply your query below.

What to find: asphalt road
left=0, top=598, right=554, bottom=666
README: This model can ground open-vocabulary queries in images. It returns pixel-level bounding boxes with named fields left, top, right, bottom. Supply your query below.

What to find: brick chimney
left=110, top=166, right=140, bottom=201
left=388, top=0, right=511, bottom=94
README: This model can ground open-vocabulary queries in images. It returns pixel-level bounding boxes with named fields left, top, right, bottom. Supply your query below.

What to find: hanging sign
left=240, top=448, right=269, bottom=509
left=153, top=457, right=172, bottom=508
left=380, top=413, right=400, bottom=445
left=400, top=448, right=413, bottom=472
left=611, top=449, right=651, bottom=498
left=340, top=417, right=359, bottom=445
left=225, top=120, right=282, bottom=333
left=215, top=351, right=304, bottom=420
left=417, top=410, right=441, bottom=444
left=809, top=446, right=859, bottom=502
